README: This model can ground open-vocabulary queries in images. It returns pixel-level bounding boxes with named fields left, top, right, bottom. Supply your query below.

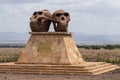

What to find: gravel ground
left=0, top=66, right=119, bottom=80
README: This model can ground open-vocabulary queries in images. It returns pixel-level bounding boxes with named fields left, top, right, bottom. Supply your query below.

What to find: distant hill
left=73, top=32, right=120, bottom=45
left=0, top=32, right=120, bottom=45
left=0, top=32, right=29, bottom=43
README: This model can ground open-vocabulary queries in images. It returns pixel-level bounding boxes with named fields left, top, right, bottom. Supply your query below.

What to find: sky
left=0, top=0, right=120, bottom=35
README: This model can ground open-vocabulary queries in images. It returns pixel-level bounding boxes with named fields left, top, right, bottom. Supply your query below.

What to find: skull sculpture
left=52, top=9, right=70, bottom=32
left=30, top=9, right=52, bottom=32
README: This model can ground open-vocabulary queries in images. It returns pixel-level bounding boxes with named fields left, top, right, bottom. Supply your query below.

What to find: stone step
left=0, top=62, right=109, bottom=71
left=85, top=63, right=112, bottom=70
left=92, top=65, right=119, bottom=75
left=0, top=65, right=117, bottom=73
left=90, top=65, right=118, bottom=74
left=0, top=67, right=87, bottom=71
left=0, top=65, right=112, bottom=73
left=0, top=63, right=114, bottom=70
left=0, top=62, right=105, bottom=68
left=0, top=70, right=92, bottom=75
left=0, top=62, right=118, bottom=75
left=0, top=68, right=93, bottom=75
left=0, top=66, right=117, bottom=75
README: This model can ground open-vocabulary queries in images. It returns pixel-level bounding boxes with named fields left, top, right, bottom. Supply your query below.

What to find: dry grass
left=0, top=48, right=120, bottom=64
left=79, top=48, right=120, bottom=64
left=0, top=48, right=22, bottom=62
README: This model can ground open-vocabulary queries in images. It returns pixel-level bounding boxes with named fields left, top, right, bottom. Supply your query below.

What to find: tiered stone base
left=0, top=62, right=119, bottom=75
left=0, top=32, right=118, bottom=75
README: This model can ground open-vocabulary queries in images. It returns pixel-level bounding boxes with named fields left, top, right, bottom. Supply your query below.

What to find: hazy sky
left=0, top=0, right=120, bottom=35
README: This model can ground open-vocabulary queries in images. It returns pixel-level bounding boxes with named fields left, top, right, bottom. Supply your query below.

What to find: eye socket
left=33, top=12, right=37, bottom=15
left=64, top=13, right=69, bottom=16
left=56, top=13, right=61, bottom=17
left=38, top=12, right=43, bottom=15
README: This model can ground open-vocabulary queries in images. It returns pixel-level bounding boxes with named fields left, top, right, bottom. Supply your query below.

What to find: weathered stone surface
left=0, top=62, right=119, bottom=75
left=30, top=9, right=52, bottom=32
left=52, top=10, right=70, bottom=32
left=16, top=32, right=84, bottom=64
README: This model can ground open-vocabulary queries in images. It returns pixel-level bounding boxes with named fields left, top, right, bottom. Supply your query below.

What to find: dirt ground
left=0, top=67, right=119, bottom=80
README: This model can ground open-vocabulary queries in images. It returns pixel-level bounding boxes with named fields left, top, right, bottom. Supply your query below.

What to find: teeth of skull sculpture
left=52, top=10, right=70, bottom=32
left=30, top=9, right=52, bottom=32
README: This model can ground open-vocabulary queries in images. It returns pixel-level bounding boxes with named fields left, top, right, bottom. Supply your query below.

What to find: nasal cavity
left=61, top=17, right=65, bottom=20
left=38, top=18, right=42, bottom=21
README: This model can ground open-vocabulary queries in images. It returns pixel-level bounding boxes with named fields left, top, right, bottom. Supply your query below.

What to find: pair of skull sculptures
left=30, top=9, right=70, bottom=32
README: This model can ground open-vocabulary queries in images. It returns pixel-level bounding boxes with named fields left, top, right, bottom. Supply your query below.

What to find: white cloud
left=0, top=0, right=120, bottom=34
left=0, top=0, right=46, bottom=4
left=107, top=0, right=120, bottom=8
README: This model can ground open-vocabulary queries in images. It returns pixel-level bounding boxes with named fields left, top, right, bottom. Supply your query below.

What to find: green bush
left=77, top=45, right=120, bottom=50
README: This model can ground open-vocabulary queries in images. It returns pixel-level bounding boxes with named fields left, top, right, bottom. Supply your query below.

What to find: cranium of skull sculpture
left=52, top=9, right=70, bottom=32
left=30, top=9, right=52, bottom=32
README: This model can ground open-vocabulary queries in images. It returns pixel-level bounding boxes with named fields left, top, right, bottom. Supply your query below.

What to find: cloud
left=0, top=0, right=120, bottom=34
left=0, top=0, right=46, bottom=4
left=107, top=0, right=120, bottom=8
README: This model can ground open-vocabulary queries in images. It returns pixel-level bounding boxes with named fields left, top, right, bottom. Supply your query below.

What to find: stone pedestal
left=0, top=32, right=118, bottom=75
left=16, top=32, right=84, bottom=64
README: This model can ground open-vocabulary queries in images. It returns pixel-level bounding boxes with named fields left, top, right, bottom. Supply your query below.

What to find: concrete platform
left=0, top=62, right=119, bottom=75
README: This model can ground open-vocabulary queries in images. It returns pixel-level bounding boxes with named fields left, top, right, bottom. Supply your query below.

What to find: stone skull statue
left=52, top=9, right=70, bottom=32
left=30, top=9, right=52, bottom=32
